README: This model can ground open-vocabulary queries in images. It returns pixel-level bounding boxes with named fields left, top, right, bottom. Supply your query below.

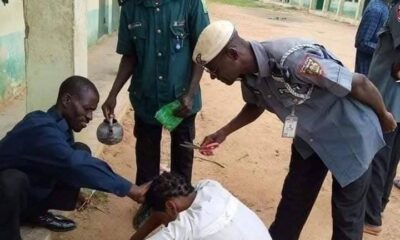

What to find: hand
left=392, top=63, right=400, bottom=80
left=128, top=182, right=151, bottom=203
left=199, top=129, right=227, bottom=156
left=102, top=95, right=117, bottom=121
left=175, top=94, right=193, bottom=118
left=379, top=111, right=397, bottom=133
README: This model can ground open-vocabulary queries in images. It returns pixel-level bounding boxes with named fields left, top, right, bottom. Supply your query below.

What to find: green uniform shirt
left=117, top=0, right=210, bottom=124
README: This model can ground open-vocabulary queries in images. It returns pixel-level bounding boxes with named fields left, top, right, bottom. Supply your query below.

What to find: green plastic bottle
left=155, top=100, right=183, bottom=131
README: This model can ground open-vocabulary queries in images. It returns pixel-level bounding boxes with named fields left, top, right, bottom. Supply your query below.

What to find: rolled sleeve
left=355, top=10, right=383, bottom=54
left=293, top=53, right=352, bottom=97
left=116, top=5, right=136, bottom=55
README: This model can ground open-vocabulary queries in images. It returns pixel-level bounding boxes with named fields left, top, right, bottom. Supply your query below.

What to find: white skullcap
left=192, top=20, right=235, bottom=65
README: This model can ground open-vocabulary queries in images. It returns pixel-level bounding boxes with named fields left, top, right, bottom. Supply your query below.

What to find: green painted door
left=98, top=0, right=107, bottom=37
left=316, top=0, right=324, bottom=9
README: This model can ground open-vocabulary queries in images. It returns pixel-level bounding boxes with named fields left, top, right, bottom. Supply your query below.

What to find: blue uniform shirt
left=0, top=106, right=132, bottom=201
left=368, top=2, right=400, bottom=121
left=242, top=39, right=385, bottom=187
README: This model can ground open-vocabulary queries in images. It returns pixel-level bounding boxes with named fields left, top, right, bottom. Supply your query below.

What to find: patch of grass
left=208, top=0, right=263, bottom=8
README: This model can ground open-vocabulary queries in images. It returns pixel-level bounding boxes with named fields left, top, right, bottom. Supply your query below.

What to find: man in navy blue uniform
left=0, top=76, right=148, bottom=240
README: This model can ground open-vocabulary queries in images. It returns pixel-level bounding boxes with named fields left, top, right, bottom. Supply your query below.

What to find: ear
left=225, top=47, right=239, bottom=61
left=165, top=200, right=179, bottom=219
left=61, top=93, right=72, bottom=107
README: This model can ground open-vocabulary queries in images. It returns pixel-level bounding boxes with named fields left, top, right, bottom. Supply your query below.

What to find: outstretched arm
left=201, top=103, right=264, bottom=148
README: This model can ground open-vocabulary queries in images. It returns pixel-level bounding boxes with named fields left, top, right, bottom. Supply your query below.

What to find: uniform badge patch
left=299, top=56, right=323, bottom=77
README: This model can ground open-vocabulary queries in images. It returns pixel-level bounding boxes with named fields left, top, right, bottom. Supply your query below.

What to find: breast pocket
left=170, top=21, right=189, bottom=54
left=129, top=21, right=147, bottom=58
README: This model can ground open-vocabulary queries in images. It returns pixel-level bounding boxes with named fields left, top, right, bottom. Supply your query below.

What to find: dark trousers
left=134, top=114, right=196, bottom=185
left=366, top=125, right=400, bottom=226
left=0, top=142, right=88, bottom=240
left=269, top=145, right=371, bottom=240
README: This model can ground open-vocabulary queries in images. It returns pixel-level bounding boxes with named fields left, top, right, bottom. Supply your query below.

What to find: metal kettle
left=96, top=117, right=123, bottom=145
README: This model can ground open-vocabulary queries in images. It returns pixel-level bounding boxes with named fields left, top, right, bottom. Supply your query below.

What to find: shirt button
left=133, top=36, right=137, bottom=40
left=267, top=95, right=272, bottom=98
left=310, top=138, right=314, bottom=142
left=158, top=76, right=163, bottom=80
left=157, top=29, right=162, bottom=34
left=157, top=52, right=162, bottom=57
left=156, top=7, right=160, bottom=12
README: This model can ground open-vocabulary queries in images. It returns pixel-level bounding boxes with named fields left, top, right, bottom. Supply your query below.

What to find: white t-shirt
left=147, top=180, right=272, bottom=240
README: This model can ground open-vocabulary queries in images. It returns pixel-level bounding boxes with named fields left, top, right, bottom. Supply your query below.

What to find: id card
left=282, top=115, right=298, bottom=138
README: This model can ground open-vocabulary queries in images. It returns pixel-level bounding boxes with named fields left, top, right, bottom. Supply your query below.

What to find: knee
left=0, top=169, right=29, bottom=201
left=73, top=142, right=92, bottom=154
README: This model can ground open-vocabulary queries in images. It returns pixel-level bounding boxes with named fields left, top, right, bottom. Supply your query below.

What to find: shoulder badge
left=298, top=56, right=323, bottom=77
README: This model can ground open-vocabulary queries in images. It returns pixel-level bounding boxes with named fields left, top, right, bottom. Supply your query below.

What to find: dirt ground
left=53, top=2, right=400, bottom=240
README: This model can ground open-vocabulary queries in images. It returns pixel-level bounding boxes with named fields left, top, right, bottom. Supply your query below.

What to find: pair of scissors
left=180, top=141, right=202, bottom=149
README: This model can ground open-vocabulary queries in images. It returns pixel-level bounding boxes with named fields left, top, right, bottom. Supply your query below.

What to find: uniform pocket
left=170, top=21, right=188, bottom=53
left=129, top=21, right=147, bottom=56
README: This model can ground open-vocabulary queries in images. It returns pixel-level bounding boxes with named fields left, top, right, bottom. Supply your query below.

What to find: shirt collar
left=47, top=105, right=71, bottom=133
left=249, top=41, right=271, bottom=78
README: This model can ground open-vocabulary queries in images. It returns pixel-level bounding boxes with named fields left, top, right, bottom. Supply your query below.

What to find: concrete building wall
left=0, top=1, right=25, bottom=100
left=0, top=0, right=120, bottom=106
left=280, top=0, right=363, bottom=21
left=87, top=0, right=120, bottom=47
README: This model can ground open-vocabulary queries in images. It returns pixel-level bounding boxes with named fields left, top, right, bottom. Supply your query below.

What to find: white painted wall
left=0, top=1, right=25, bottom=35
left=24, top=0, right=88, bottom=111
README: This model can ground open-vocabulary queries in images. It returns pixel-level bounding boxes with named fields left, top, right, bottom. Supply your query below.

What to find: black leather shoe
left=30, top=212, right=76, bottom=232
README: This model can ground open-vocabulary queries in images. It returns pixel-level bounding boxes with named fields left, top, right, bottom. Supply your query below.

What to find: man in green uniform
left=102, top=0, right=209, bottom=189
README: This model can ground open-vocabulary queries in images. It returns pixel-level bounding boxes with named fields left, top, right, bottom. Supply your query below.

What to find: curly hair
left=145, top=172, right=195, bottom=211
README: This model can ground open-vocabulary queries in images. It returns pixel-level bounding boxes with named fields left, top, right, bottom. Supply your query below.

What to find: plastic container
left=155, top=100, right=183, bottom=131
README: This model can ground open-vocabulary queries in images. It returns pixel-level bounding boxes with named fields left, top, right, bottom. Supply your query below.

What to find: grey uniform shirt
left=242, top=38, right=385, bottom=187
left=368, top=2, right=400, bottom=121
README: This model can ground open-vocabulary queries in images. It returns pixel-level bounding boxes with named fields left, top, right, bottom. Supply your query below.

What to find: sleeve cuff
left=113, top=175, right=133, bottom=197
left=330, top=67, right=352, bottom=97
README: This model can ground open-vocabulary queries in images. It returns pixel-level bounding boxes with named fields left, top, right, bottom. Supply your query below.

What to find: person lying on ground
left=130, top=172, right=272, bottom=240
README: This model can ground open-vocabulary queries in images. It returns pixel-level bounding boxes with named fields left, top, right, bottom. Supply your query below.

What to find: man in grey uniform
left=364, top=0, right=400, bottom=235
left=193, top=21, right=396, bottom=240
